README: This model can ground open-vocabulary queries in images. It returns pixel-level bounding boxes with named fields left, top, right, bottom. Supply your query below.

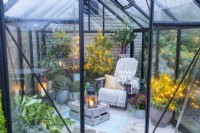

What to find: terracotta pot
left=150, top=106, right=172, bottom=127
left=134, top=109, right=145, bottom=119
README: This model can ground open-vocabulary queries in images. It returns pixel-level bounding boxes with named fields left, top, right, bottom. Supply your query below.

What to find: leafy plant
left=39, top=31, right=72, bottom=80
left=0, top=91, right=6, bottom=133
left=14, top=95, right=74, bottom=133
left=52, top=75, right=71, bottom=92
left=85, top=29, right=115, bottom=76
left=52, top=31, right=72, bottom=58
left=69, top=81, right=80, bottom=92
left=130, top=94, right=146, bottom=110
left=112, top=18, right=136, bottom=49
left=67, top=38, right=80, bottom=73
left=151, top=73, right=186, bottom=111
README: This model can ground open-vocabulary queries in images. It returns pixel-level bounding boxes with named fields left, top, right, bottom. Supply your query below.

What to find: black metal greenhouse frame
left=0, top=0, right=200, bottom=133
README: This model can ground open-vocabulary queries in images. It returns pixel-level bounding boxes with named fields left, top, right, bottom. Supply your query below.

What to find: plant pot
left=73, top=73, right=80, bottom=81
left=56, top=89, right=70, bottom=104
left=134, top=109, right=145, bottom=119
left=49, top=91, right=56, bottom=100
left=72, top=92, right=79, bottom=101
left=150, top=106, right=172, bottom=127
left=120, top=47, right=126, bottom=54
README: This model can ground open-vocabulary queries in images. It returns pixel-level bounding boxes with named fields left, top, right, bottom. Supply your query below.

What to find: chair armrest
left=95, top=77, right=105, bottom=81
left=95, top=77, right=105, bottom=89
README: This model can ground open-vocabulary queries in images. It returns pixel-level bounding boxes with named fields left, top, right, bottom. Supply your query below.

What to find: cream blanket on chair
left=98, top=88, right=126, bottom=107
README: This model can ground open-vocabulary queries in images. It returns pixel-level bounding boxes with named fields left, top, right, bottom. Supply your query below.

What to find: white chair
left=97, top=58, right=139, bottom=110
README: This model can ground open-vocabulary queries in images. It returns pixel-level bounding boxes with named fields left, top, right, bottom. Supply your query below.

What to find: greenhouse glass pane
left=175, top=28, right=200, bottom=133
left=3, top=0, right=8, bottom=4
left=5, top=0, right=78, bottom=30
left=126, top=7, right=149, bottom=27
left=89, top=2, right=103, bottom=30
left=154, top=1, right=173, bottom=21
left=99, top=0, right=140, bottom=28
left=134, top=0, right=150, bottom=15
left=117, top=0, right=129, bottom=7
left=154, top=0, right=200, bottom=22
left=4, top=1, right=81, bottom=132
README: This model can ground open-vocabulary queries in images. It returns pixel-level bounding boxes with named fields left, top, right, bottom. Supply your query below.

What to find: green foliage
left=52, top=75, right=71, bottom=92
left=159, top=30, right=200, bottom=77
left=112, top=18, right=136, bottom=48
left=14, top=96, right=74, bottom=133
left=69, top=81, right=80, bottom=92
left=52, top=31, right=72, bottom=58
left=0, top=91, right=6, bottom=133
left=39, top=31, right=72, bottom=80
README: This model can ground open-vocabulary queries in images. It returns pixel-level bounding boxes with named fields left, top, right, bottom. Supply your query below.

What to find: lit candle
left=12, top=83, right=20, bottom=96
left=89, top=100, right=94, bottom=107
left=38, top=82, right=47, bottom=97
left=41, top=89, right=45, bottom=97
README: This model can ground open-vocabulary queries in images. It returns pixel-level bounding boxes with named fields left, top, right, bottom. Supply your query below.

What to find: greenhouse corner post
left=79, top=0, right=85, bottom=133
left=145, top=0, right=154, bottom=133
left=0, top=1, right=13, bottom=133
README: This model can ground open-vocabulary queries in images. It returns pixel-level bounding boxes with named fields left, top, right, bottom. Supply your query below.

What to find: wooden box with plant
left=150, top=73, right=186, bottom=127
left=0, top=91, right=6, bottom=133
left=112, top=18, right=136, bottom=54
left=85, top=29, right=115, bottom=78
left=130, top=94, right=146, bottom=119
left=13, top=95, right=74, bottom=133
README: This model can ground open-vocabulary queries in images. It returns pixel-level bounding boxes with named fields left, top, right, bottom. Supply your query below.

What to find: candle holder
left=85, top=87, right=97, bottom=108
left=38, top=76, right=49, bottom=97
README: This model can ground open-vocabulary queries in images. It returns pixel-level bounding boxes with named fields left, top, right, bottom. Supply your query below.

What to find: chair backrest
left=114, top=58, right=138, bottom=82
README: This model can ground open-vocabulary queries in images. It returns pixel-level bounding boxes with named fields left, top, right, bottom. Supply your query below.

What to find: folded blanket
left=98, top=88, right=126, bottom=107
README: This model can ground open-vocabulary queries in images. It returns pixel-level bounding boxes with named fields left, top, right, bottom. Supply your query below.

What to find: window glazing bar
left=128, top=0, right=149, bottom=19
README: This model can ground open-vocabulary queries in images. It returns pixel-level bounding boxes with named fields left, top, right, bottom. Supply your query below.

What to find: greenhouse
left=0, top=0, right=200, bottom=133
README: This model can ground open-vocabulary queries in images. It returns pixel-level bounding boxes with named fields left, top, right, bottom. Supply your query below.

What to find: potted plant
left=52, top=75, right=71, bottom=104
left=130, top=94, right=146, bottom=119
left=150, top=73, right=185, bottom=127
left=85, top=29, right=115, bottom=77
left=68, top=42, right=80, bottom=81
left=112, top=18, right=136, bottom=54
left=69, top=81, right=80, bottom=101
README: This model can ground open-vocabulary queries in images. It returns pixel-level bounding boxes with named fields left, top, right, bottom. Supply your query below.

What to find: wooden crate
left=69, top=101, right=110, bottom=126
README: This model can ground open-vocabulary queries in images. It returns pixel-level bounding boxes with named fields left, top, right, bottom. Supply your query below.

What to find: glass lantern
left=85, top=87, right=97, bottom=108
left=38, top=76, right=49, bottom=97
left=57, top=52, right=63, bottom=67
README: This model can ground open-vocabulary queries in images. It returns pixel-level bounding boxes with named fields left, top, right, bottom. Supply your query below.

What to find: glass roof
left=154, top=0, right=200, bottom=22
left=4, top=0, right=200, bottom=30
left=126, top=6, right=148, bottom=27
left=99, top=0, right=140, bottom=28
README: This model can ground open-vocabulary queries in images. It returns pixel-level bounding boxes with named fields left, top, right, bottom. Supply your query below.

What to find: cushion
left=104, top=74, right=124, bottom=90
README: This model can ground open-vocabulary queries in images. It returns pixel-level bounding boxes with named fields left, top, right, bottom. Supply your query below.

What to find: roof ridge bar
left=128, top=0, right=149, bottom=20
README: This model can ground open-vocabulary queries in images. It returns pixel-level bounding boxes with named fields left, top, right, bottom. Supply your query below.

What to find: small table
left=68, top=101, right=110, bottom=126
